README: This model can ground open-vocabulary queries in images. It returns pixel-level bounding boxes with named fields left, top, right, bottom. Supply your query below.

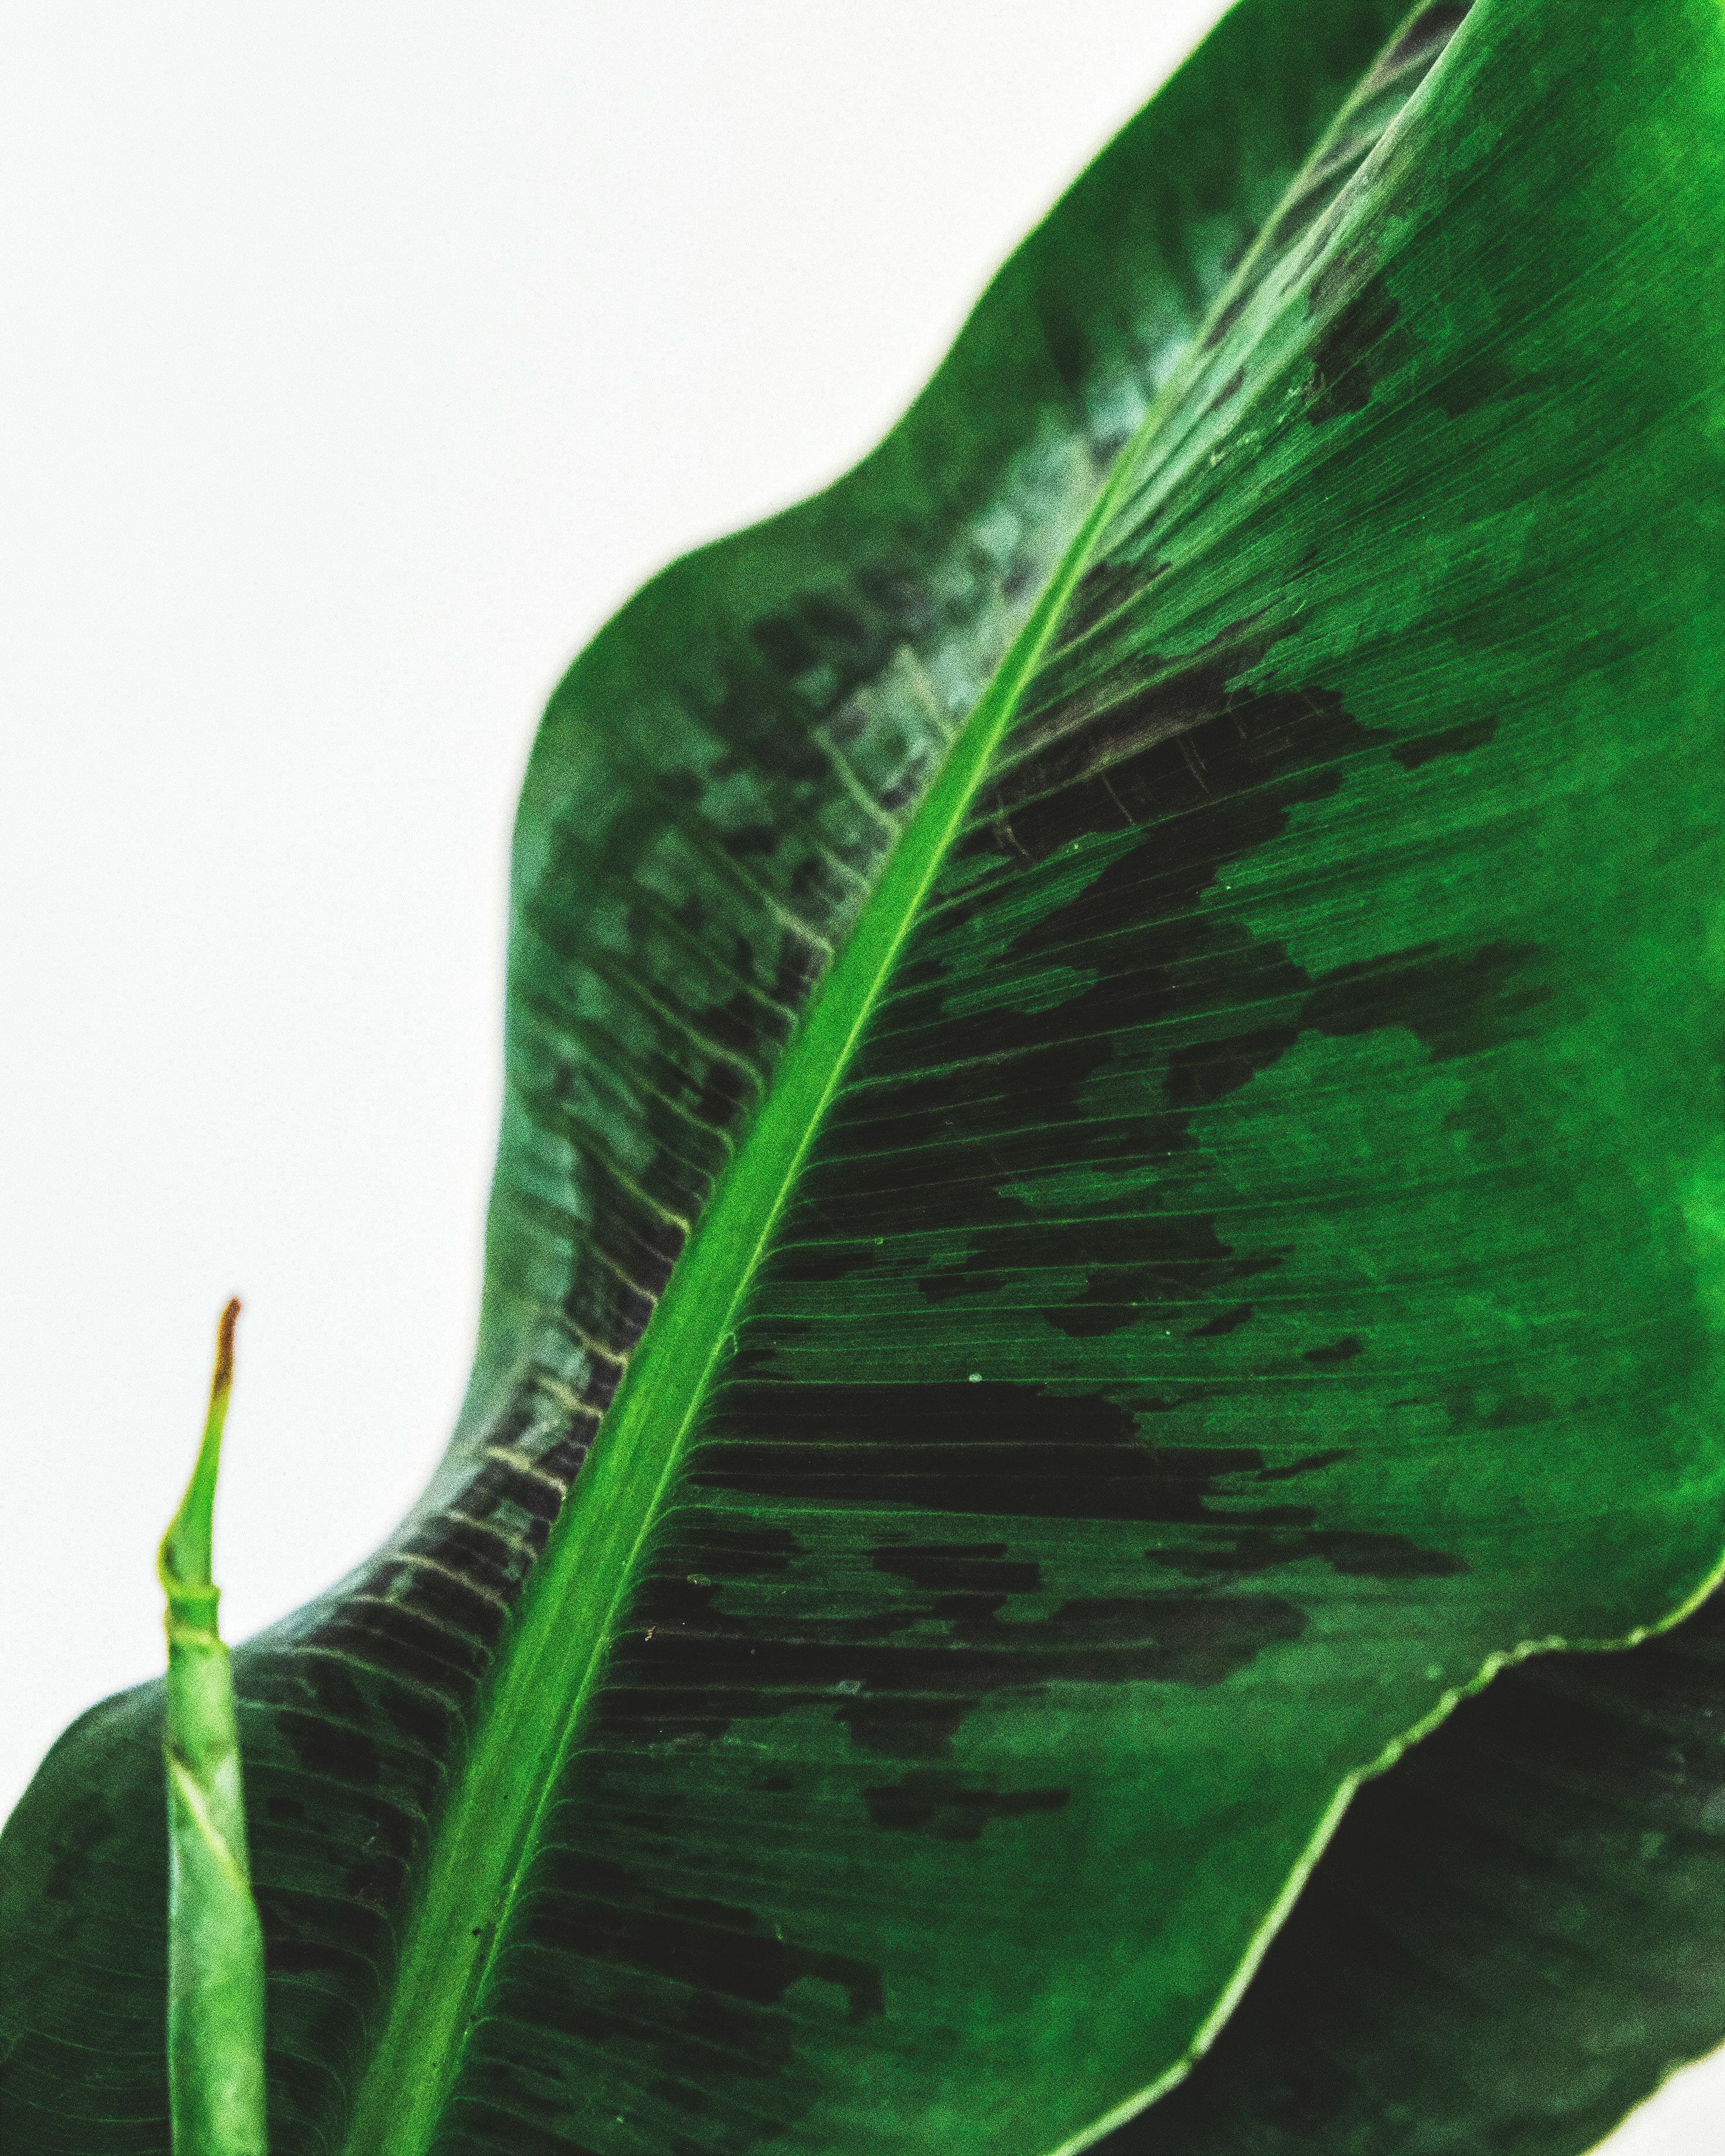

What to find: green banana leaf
left=4, top=1, right=1723, bottom=2152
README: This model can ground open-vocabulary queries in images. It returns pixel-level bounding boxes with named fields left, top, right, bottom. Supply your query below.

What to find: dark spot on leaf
left=1204, top=291, right=1250, bottom=350
left=915, top=1264, right=979, bottom=1306
left=1189, top=1304, right=1254, bottom=1338
left=1036, top=1217, right=1283, bottom=1341
left=1457, top=1389, right=1558, bottom=1431
left=695, top=1380, right=1267, bottom=1523
left=519, top=1857, right=883, bottom=2022
left=1307, top=270, right=1412, bottom=423
left=870, top=1544, right=1043, bottom=1597
left=1206, top=366, right=1247, bottom=412
left=967, top=661, right=1372, bottom=867
left=1147, top=1527, right=1465, bottom=1581
left=1303, top=1336, right=1365, bottom=1367
left=1165, top=1026, right=1303, bottom=1113
left=1269, top=183, right=1331, bottom=253
left=864, top=1770, right=1071, bottom=1840
left=1307, top=1531, right=1465, bottom=1578
left=1429, top=351, right=1527, bottom=419
left=1390, top=714, right=1500, bottom=769
left=751, top=612, right=823, bottom=678
left=1050, top=555, right=1170, bottom=650
left=1252, top=1448, right=1351, bottom=1483
left=1303, top=942, right=1552, bottom=1062
left=607, top=1469, right=1308, bottom=1757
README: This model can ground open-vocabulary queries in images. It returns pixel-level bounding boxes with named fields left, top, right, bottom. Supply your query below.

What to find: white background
left=1, top=5, right=1717, bottom=2147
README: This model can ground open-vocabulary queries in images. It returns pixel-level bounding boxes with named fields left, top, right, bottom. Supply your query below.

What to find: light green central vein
left=338, top=455, right=1136, bottom=2156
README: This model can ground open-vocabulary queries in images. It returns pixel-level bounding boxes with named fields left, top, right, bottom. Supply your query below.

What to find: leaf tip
left=160, top=1298, right=245, bottom=1606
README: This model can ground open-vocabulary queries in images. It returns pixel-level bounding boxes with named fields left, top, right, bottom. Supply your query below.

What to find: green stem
left=159, top=1298, right=268, bottom=2156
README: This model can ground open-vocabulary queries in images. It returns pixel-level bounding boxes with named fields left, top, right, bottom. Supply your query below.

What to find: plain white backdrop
left=1, top=5, right=1718, bottom=2147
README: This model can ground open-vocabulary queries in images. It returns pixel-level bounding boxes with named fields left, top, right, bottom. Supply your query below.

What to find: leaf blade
left=423, top=0, right=1725, bottom=2145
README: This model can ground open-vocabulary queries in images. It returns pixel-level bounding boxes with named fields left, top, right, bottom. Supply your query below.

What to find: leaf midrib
left=336, top=446, right=1137, bottom=2156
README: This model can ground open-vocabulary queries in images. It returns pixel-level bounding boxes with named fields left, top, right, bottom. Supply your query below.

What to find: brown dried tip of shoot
left=211, top=1296, right=241, bottom=1406
left=160, top=1298, right=244, bottom=1612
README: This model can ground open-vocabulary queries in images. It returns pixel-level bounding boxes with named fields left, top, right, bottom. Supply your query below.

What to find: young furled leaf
left=1, top=3, right=1720, bottom=2154
left=158, top=1301, right=268, bottom=2156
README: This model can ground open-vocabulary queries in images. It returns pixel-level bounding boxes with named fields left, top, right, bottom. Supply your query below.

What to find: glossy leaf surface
left=2, top=2, right=1722, bottom=2153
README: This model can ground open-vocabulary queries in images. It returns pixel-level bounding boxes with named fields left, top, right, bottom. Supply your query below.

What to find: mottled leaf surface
left=4, top=3, right=1722, bottom=2154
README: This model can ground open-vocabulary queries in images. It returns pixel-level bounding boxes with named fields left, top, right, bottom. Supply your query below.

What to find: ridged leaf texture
left=3, top=2, right=1723, bottom=2152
